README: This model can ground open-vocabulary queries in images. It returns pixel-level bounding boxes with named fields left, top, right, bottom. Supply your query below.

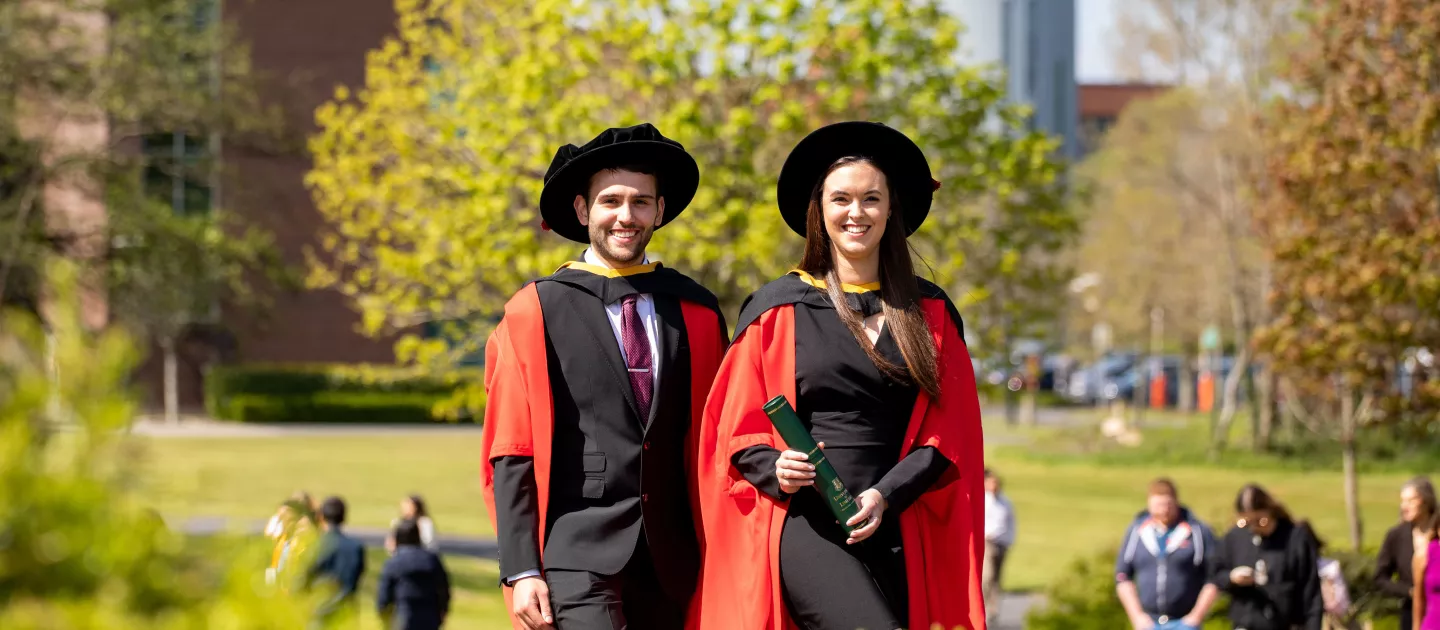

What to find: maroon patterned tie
left=620, top=294, right=653, bottom=419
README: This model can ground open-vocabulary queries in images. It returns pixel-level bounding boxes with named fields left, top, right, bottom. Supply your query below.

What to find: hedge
left=205, top=364, right=479, bottom=424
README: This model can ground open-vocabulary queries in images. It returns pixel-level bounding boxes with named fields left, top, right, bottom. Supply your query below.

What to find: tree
left=107, top=197, right=282, bottom=424
left=307, top=0, right=1076, bottom=407
left=1256, top=0, right=1440, bottom=551
left=0, top=260, right=315, bottom=627
left=1084, top=0, right=1298, bottom=444
left=1, top=0, right=287, bottom=418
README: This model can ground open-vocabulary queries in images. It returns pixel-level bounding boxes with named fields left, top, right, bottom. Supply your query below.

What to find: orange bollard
left=1198, top=372, right=1214, bottom=412
left=1150, top=372, right=1167, bottom=409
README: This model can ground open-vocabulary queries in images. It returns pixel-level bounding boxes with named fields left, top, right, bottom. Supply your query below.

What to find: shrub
left=0, top=261, right=316, bottom=628
left=205, top=364, right=481, bottom=423
left=1024, top=547, right=1131, bottom=630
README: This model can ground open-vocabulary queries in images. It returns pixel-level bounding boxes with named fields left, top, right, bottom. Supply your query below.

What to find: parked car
left=1105, top=355, right=1183, bottom=405
left=1065, top=352, right=1138, bottom=405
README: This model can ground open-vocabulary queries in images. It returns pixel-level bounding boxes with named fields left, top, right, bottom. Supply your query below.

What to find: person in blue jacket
left=377, top=519, right=452, bottom=630
left=1116, top=478, right=1221, bottom=630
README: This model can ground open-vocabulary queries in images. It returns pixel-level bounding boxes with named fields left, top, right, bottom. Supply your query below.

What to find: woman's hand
left=775, top=442, right=823, bottom=493
left=1229, top=566, right=1255, bottom=587
left=846, top=489, right=887, bottom=544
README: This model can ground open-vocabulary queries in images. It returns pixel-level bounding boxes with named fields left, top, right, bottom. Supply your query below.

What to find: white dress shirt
left=505, top=249, right=661, bottom=586
left=985, top=491, right=1016, bottom=548
left=584, top=248, right=661, bottom=391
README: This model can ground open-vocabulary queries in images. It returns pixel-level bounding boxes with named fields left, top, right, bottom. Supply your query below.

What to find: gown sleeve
left=871, top=445, right=950, bottom=514
left=731, top=446, right=786, bottom=501
left=491, top=455, right=542, bottom=580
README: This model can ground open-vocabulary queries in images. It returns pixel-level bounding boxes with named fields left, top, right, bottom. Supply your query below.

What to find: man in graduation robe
left=479, top=123, right=726, bottom=630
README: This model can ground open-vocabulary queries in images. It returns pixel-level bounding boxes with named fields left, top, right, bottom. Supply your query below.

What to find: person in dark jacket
left=1378, top=477, right=1439, bottom=630
left=306, top=496, right=367, bottom=623
left=1116, top=478, right=1220, bottom=629
left=1212, top=484, right=1323, bottom=630
left=377, top=519, right=452, bottom=630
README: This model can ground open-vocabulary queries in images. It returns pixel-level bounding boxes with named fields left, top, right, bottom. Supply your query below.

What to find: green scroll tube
left=761, top=395, right=862, bottom=534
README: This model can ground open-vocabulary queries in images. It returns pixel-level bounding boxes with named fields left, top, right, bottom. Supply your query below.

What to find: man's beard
left=589, top=223, right=655, bottom=267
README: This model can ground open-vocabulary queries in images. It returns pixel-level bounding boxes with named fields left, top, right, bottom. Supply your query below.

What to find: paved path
left=177, top=515, right=1039, bottom=628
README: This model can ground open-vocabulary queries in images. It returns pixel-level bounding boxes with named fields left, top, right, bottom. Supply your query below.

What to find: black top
left=1377, top=522, right=1418, bottom=625
left=1211, top=519, right=1324, bottom=630
left=376, top=546, right=452, bottom=630
left=732, top=281, right=949, bottom=514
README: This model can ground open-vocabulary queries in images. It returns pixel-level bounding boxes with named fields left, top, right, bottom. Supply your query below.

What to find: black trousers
left=545, top=536, right=684, bottom=630
left=779, top=493, right=908, bottom=630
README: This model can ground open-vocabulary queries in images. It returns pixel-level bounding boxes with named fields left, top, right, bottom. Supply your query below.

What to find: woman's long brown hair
left=798, top=156, right=940, bottom=398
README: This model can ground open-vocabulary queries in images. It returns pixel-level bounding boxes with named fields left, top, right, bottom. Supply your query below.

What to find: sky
left=1076, top=0, right=1122, bottom=82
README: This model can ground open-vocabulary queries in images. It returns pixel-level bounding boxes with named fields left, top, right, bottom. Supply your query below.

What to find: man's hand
left=1181, top=614, right=1204, bottom=629
left=510, top=576, right=554, bottom=629
left=1127, top=612, right=1156, bottom=630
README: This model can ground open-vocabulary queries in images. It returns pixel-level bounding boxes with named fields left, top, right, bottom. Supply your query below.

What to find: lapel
left=647, top=294, right=685, bottom=432
left=561, top=288, right=641, bottom=421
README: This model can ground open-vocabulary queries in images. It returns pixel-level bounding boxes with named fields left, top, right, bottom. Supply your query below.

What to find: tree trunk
left=1340, top=385, right=1363, bottom=552
left=161, top=335, right=180, bottom=425
left=1020, top=386, right=1037, bottom=426
left=1246, top=367, right=1262, bottom=452
left=1214, top=346, right=1251, bottom=453
left=1257, top=365, right=1277, bottom=451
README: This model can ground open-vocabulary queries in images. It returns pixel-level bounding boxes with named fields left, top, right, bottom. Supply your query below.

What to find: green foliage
left=219, top=392, right=454, bottom=424
left=306, top=0, right=1077, bottom=407
left=1256, top=0, right=1440, bottom=422
left=1023, top=547, right=1131, bottom=630
left=106, top=189, right=286, bottom=342
left=0, top=0, right=285, bottom=314
left=204, top=363, right=477, bottom=423
left=0, top=260, right=314, bottom=627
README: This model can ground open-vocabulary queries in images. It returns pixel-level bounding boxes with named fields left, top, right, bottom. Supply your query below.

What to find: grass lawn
left=129, top=421, right=1421, bottom=599
left=130, top=432, right=496, bottom=538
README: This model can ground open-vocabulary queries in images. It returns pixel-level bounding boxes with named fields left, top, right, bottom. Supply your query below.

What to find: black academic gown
left=479, top=260, right=727, bottom=623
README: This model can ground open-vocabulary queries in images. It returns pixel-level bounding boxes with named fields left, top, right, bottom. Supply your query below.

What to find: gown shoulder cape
left=690, top=273, right=987, bottom=630
left=477, top=262, right=727, bottom=622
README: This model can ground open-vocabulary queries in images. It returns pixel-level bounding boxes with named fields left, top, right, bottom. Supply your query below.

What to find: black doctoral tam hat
left=776, top=121, right=938, bottom=237
left=539, top=123, right=700, bottom=244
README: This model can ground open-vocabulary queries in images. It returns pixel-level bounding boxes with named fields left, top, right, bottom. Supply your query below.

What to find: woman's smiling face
left=821, top=162, right=890, bottom=264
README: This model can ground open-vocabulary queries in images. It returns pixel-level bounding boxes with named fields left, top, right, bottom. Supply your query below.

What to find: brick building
left=134, top=0, right=399, bottom=409
left=1077, top=83, right=1170, bottom=157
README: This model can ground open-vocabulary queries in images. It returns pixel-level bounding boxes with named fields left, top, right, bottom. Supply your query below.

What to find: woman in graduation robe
left=690, top=122, right=986, bottom=630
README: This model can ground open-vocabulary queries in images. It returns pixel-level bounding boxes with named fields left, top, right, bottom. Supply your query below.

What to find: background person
left=1212, top=484, right=1322, bottom=630
left=1114, top=478, right=1219, bottom=630
left=377, top=519, right=451, bottom=630
left=1378, top=477, right=1439, bottom=630
left=306, top=496, right=367, bottom=623
left=983, top=467, right=1016, bottom=627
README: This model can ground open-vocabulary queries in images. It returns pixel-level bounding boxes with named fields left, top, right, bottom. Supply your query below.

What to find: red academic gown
left=478, top=264, right=726, bottom=627
left=691, top=280, right=987, bottom=630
